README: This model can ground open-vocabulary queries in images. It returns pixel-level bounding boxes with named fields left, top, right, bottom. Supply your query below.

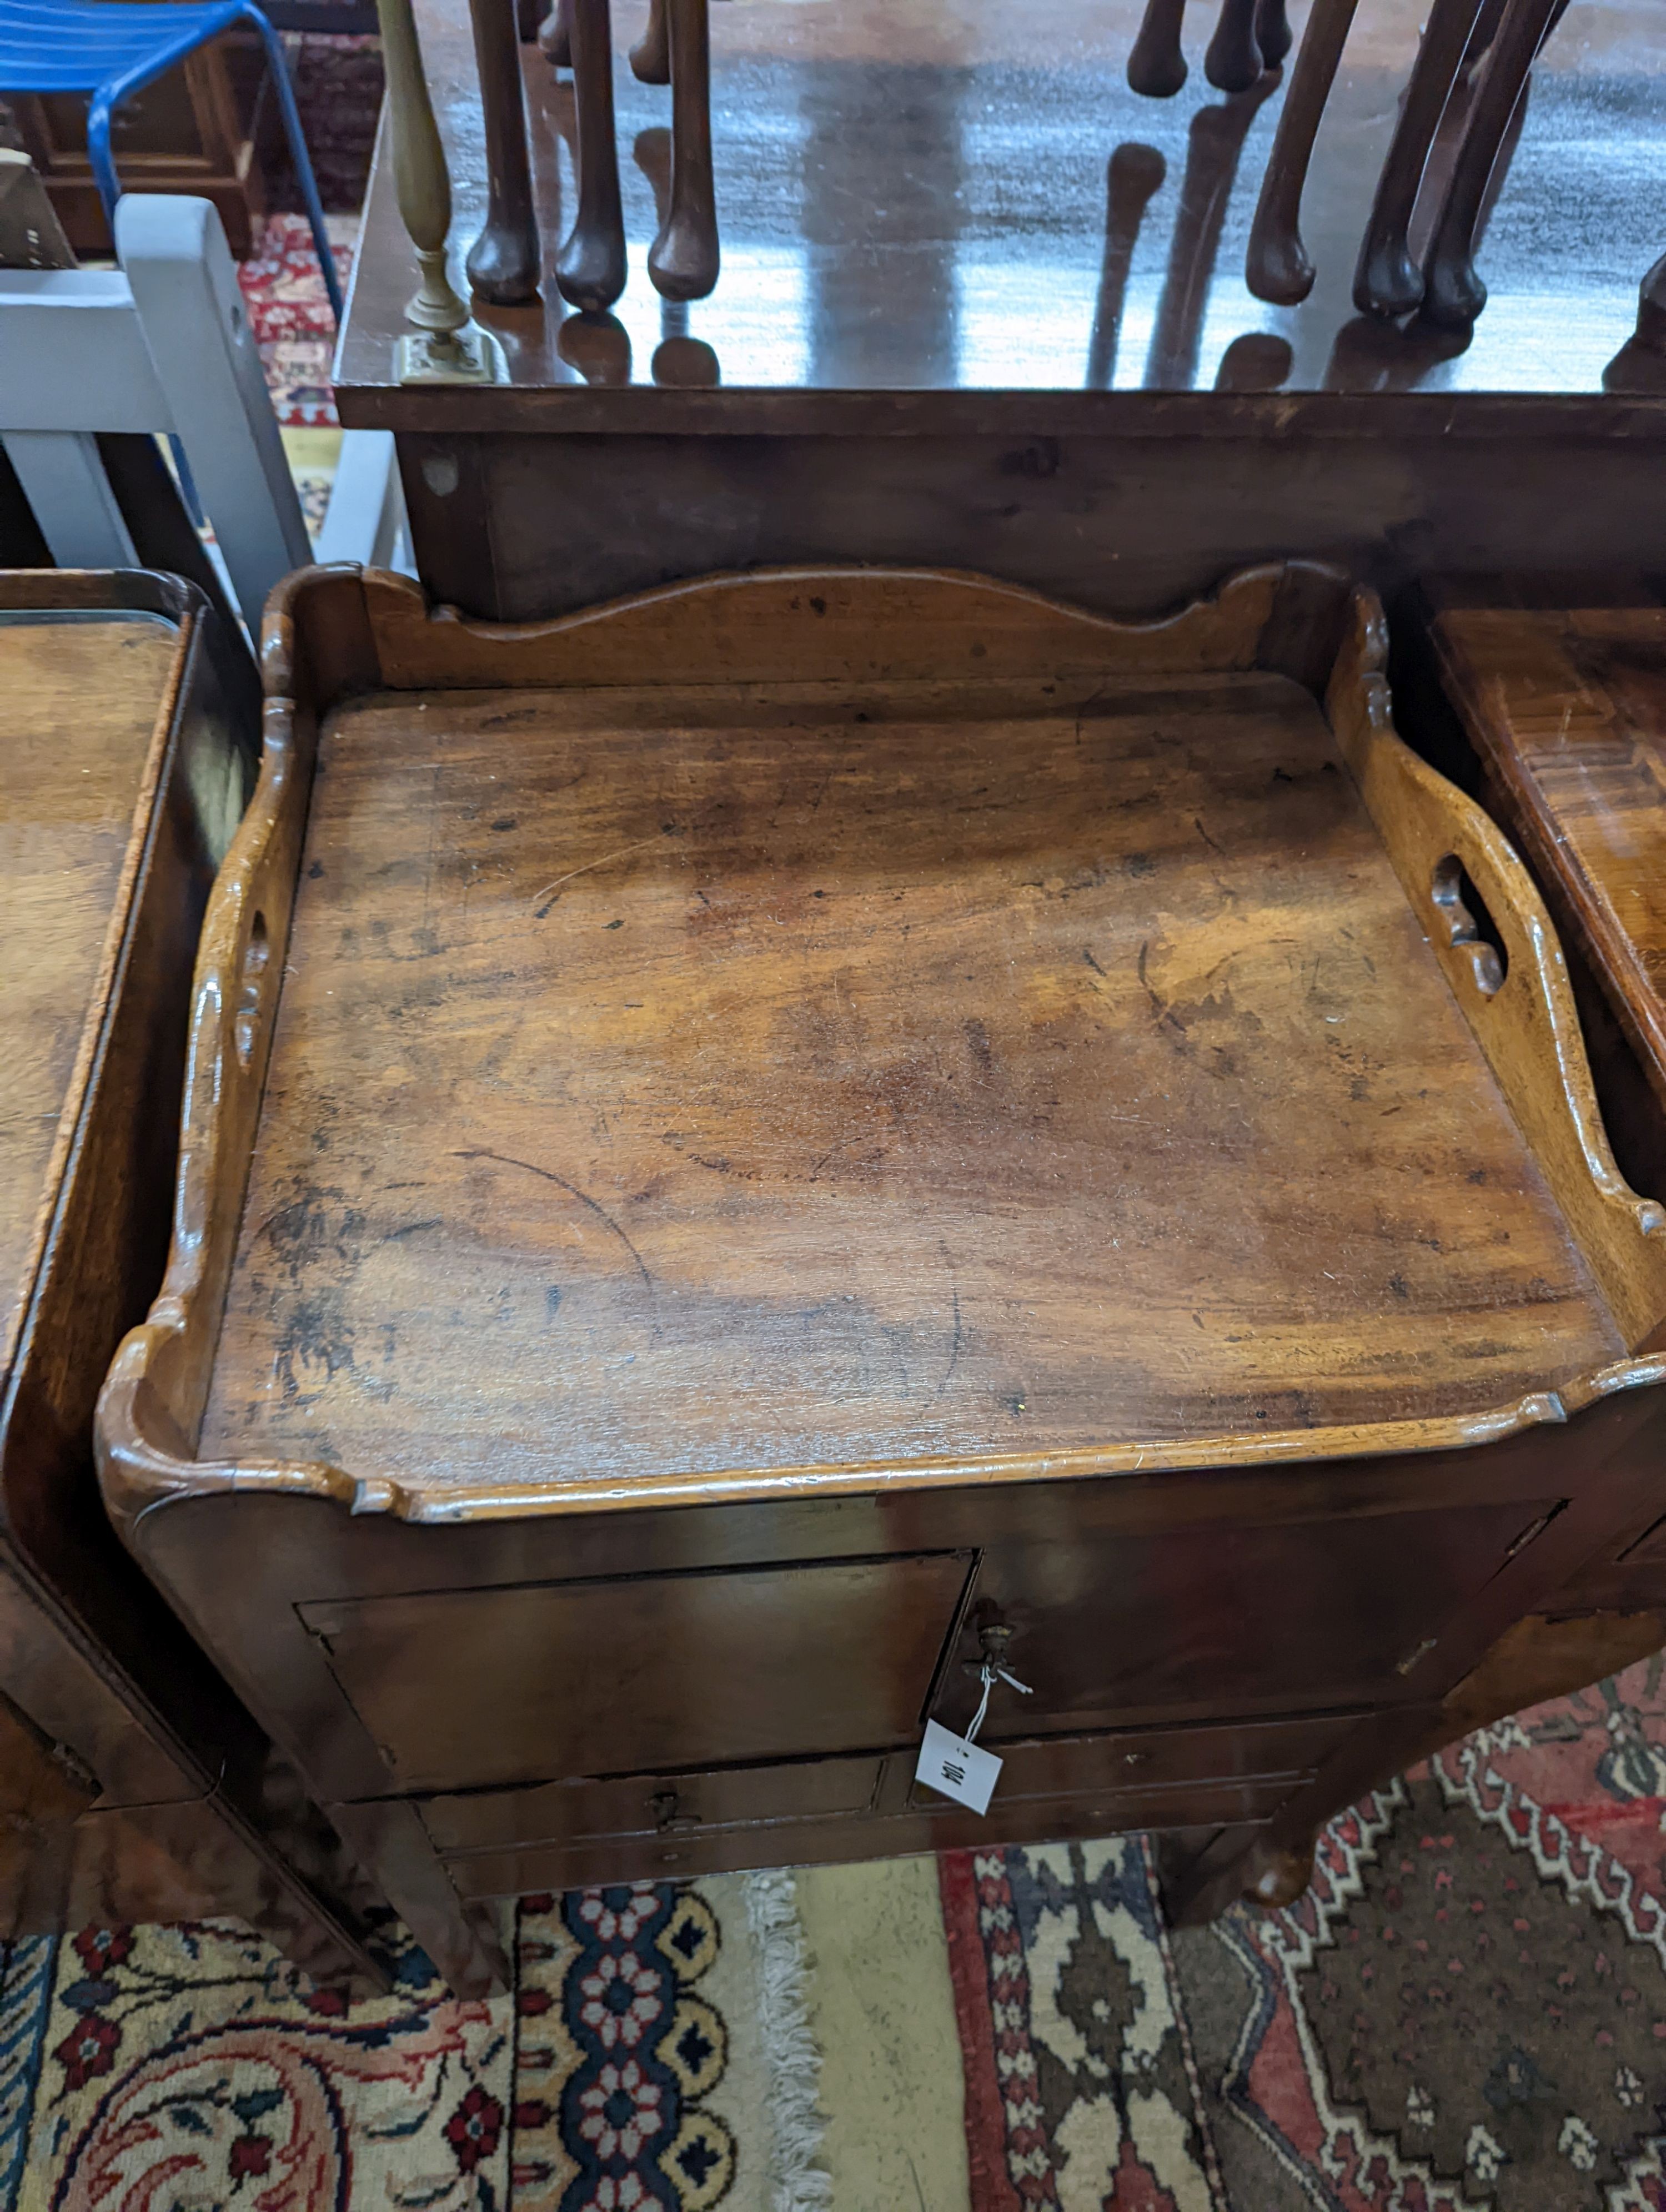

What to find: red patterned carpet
left=942, top=1659, right=1666, bottom=2209
left=4, top=1663, right=1662, bottom=2205
left=239, top=212, right=357, bottom=428
left=238, top=31, right=382, bottom=429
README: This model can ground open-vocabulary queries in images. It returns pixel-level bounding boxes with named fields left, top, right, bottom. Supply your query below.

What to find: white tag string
left=966, top=1658, right=1032, bottom=1745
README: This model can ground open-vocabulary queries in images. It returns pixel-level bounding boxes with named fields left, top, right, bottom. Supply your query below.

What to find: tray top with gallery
left=99, top=559, right=1666, bottom=1523
left=92, top=554, right=1666, bottom=1997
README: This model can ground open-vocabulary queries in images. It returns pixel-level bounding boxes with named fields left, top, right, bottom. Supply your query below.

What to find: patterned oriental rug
left=240, top=31, right=382, bottom=432
left=240, top=213, right=359, bottom=431
left=3, top=1661, right=1665, bottom=2208
left=946, top=1659, right=1666, bottom=2212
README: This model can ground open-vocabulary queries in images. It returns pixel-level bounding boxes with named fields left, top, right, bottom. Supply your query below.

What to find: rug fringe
left=742, top=1867, right=833, bottom=2212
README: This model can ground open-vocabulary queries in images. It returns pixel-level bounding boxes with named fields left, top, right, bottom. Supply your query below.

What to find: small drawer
left=914, top=1774, right=1301, bottom=1848
left=908, top=1713, right=1353, bottom=1813
left=421, top=1754, right=884, bottom=1856
left=439, top=1774, right=1302, bottom=1901
left=440, top=1814, right=856, bottom=1898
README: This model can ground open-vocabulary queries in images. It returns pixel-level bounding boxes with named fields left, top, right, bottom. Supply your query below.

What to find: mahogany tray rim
left=1431, top=601, right=1666, bottom=1109
left=0, top=569, right=195, bottom=1397
left=95, top=560, right=1666, bottom=1532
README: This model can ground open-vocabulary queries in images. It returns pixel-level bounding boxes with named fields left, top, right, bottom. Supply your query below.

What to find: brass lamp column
left=374, top=0, right=508, bottom=382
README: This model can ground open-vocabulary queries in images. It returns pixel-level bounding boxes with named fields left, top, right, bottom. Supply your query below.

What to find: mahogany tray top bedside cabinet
left=97, top=556, right=1666, bottom=1995
left=0, top=569, right=380, bottom=1983
left=1404, top=591, right=1666, bottom=1680
left=1426, top=594, right=1666, bottom=1203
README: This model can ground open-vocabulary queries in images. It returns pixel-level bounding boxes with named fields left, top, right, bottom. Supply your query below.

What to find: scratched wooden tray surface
left=0, top=602, right=183, bottom=1370
left=1432, top=603, right=1666, bottom=1111
left=98, top=562, right=1666, bottom=1524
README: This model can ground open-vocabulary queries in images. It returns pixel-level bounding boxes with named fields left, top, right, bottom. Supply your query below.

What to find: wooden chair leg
left=465, top=0, right=540, bottom=302
left=1205, top=0, right=1263, bottom=93
left=631, top=0, right=671, bottom=84
left=1244, top=0, right=1360, bottom=304
left=554, top=0, right=626, bottom=311
left=1352, top=0, right=1484, bottom=318
left=1253, top=0, right=1292, bottom=67
left=1458, top=0, right=1513, bottom=74
left=538, top=0, right=573, bottom=68
left=648, top=0, right=717, bottom=299
left=1420, top=0, right=1559, bottom=329
left=1127, top=0, right=1188, bottom=99
left=1086, top=143, right=1166, bottom=388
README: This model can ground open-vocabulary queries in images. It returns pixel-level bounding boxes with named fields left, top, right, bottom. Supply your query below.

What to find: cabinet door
left=300, top=1551, right=973, bottom=1793
left=937, top=1500, right=1557, bottom=1738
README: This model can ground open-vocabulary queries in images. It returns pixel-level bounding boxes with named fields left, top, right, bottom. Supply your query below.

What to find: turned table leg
left=1155, top=1825, right=1319, bottom=1926
left=1244, top=0, right=1360, bottom=304
left=1352, top=0, right=1485, bottom=317
left=1238, top=1834, right=1317, bottom=1909
left=1420, top=0, right=1559, bottom=329
left=648, top=0, right=718, bottom=299
left=465, top=0, right=540, bottom=302
left=631, top=0, right=671, bottom=84
left=1205, top=0, right=1263, bottom=94
left=1128, top=0, right=1188, bottom=99
left=1087, top=143, right=1166, bottom=388
left=555, top=0, right=627, bottom=310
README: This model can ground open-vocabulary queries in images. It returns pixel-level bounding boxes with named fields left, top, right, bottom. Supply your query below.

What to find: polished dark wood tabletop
left=0, top=611, right=177, bottom=1371
left=335, top=0, right=1666, bottom=428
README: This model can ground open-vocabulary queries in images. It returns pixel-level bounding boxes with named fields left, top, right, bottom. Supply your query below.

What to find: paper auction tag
left=915, top=1719, right=1003, bottom=1816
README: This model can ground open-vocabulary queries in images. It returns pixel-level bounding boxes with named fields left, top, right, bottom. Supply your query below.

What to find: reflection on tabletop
left=345, top=0, right=1666, bottom=398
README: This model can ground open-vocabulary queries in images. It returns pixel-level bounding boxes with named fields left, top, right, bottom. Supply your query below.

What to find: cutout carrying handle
left=1327, top=596, right=1666, bottom=1351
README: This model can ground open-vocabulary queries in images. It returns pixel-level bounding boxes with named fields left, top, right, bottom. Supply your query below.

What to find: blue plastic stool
left=0, top=0, right=344, bottom=322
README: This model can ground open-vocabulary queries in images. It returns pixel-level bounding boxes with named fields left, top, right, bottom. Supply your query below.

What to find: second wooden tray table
left=98, top=559, right=1666, bottom=1992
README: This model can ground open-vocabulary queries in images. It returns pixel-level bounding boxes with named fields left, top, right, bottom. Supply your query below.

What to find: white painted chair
left=0, top=193, right=405, bottom=630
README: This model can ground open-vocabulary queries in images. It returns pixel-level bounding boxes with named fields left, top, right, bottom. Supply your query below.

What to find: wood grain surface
left=0, top=615, right=180, bottom=1382
left=181, top=571, right=1639, bottom=1508
left=334, top=0, right=1666, bottom=428
left=91, top=565, right=1666, bottom=1965
left=1432, top=605, right=1666, bottom=1119
left=0, top=579, right=379, bottom=1982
